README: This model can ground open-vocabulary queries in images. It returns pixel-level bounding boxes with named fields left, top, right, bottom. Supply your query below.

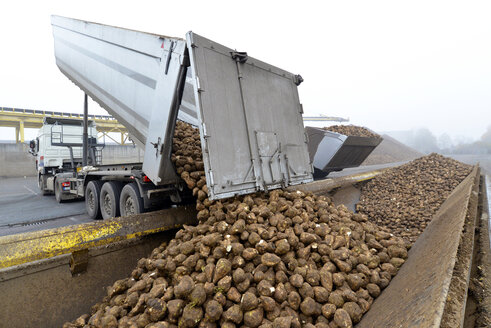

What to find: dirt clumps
left=356, top=153, right=473, bottom=244
left=63, top=121, right=408, bottom=328
left=323, top=125, right=380, bottom=139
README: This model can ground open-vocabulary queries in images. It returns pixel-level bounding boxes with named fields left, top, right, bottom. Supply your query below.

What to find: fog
left=384, top=125, right=491, bottom=155
left=0, top=1, right=490, bottom=143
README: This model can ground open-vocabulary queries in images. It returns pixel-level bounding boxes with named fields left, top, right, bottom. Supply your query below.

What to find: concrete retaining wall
left=0, top=143, right=141, bottom=177
left=0, top=143, right=36, bottom=177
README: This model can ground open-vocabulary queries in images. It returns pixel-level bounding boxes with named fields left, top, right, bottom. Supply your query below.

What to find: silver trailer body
left=51, top=16, right=312, bottom=200
left=51, top=16, right=185, bottom=186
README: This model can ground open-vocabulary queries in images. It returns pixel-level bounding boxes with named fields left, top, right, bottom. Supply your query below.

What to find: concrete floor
left=0, top=176, right=90, bottom=236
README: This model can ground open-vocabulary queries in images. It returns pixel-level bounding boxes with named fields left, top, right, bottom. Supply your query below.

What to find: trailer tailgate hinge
left=293, top=74, right=304, bottom=86
left=231, top=51, right=248, bottom=64
left=196, top=76, right=203, bottom=92
left=164, top=41, right=176, bottom=75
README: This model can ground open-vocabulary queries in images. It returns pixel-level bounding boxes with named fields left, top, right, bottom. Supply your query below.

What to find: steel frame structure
left=0, top=107, right=129, bottom=144
left=1, top=107, right=346, bottom=144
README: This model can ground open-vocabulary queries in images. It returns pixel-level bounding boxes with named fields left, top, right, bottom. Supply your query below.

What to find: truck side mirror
left=28, top=139, right=38, bottom=156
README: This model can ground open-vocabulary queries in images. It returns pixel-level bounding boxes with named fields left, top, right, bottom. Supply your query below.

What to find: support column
left=83, top=93, right=88, bottom=167
left=19, top=121, right=25, bottom=143
left=15, top=127, right=19, bottom=143
left=121, top=132, right=124, bottom=145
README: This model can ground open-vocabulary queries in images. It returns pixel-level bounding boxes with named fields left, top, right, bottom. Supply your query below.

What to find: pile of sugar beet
left=356, top=153, right=473, bottom=244
left=64, top=121, right=409, bottom=328
left=323, top=126, right=380, bottom=139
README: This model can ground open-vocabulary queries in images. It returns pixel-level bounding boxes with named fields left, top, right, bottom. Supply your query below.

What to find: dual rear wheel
left=120, top=183, right=144, bottom=217
left=85, top=181, right=143, bottom=220
left=85, top=180, right=103, bottom=220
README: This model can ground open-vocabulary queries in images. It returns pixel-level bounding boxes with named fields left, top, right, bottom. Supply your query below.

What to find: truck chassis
left=53, top=163, right=187, bottom=220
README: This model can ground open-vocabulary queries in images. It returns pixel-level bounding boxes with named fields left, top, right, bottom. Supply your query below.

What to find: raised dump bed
left=305, top=126, right=382, bottom=179
left=51, top=15, right=313, bottom=201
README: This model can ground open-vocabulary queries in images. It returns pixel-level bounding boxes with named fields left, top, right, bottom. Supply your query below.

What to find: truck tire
left=100, top=181, right=123, bottom=220
left=38, top=174, right=49, bottom=196
left=120, top=183, right=144, bottom=217
left=85, top=180, right=103, bottom=220
left=54, top=179, right=65, bottom=203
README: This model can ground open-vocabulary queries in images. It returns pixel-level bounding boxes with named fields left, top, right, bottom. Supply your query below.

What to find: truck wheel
left=38, top=174, right=49, bottom=196
left=120, top=183, right=144, bottom=217
left=100, top=181, right=123, bottom=220
left=54, top=179, right=65, bottom=203
left=85, top=180, right=103, bottom=220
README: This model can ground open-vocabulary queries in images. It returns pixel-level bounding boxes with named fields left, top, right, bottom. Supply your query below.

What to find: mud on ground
left=468, top=175, right=491, bottom=327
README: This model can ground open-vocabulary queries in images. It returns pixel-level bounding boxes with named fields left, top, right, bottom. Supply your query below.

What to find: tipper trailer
left=48, top=15, right=313, bottom=219
left=45, top=16, right=383, bottom=220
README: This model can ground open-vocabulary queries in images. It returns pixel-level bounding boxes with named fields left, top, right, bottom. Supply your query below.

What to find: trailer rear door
left=186, top=32, right=312, bottom=200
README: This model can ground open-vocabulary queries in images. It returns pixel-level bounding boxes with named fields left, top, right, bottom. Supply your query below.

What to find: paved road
left=0, top=176, right=90, bottom=236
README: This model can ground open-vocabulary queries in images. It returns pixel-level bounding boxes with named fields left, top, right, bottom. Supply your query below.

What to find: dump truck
left=1, top=16, right=490, bottom=328
left=42, top=17, right=383, bottom=217
left=48, top=15, right=313, bottom=220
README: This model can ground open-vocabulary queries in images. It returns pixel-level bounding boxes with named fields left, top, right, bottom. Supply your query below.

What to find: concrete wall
left=0, top=143, right=36, bottom=177
left=0, top=143, right=141, bottom=177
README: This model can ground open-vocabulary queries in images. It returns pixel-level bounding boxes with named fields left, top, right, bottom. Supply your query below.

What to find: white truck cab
left=29, top=117, right=101, bottom=195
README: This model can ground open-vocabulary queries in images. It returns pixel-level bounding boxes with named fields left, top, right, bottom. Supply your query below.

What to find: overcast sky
left=0, top=0, right=490, bottom=142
